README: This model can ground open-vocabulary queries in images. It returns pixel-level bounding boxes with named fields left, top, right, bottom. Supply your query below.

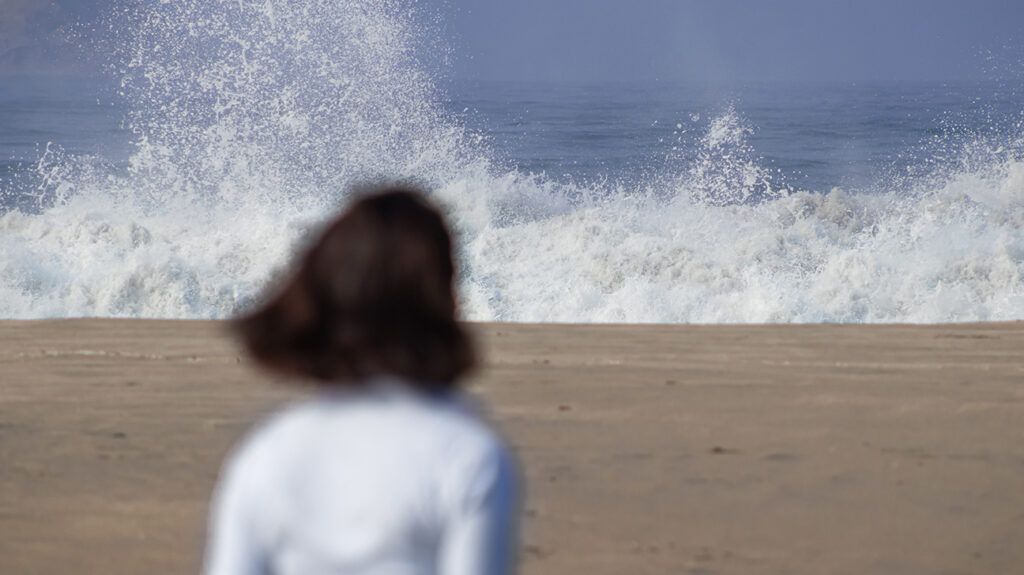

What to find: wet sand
left=1, top=319, right=1023, bottom=575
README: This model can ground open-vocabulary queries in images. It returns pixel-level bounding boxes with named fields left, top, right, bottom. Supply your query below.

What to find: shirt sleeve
left=437, top=442, right=521, bottom=575
left=204, top=445, right=270, bottom=575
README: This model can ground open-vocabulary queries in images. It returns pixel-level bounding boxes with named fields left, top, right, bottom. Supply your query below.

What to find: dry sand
left=1, top=320, right=1023, bottom=575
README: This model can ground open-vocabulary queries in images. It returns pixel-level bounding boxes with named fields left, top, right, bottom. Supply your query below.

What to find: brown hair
left=233, top=187, right=476, bottom=390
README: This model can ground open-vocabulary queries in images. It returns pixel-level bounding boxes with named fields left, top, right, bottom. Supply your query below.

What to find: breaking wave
left=2, top=0, right=1023, bottom=322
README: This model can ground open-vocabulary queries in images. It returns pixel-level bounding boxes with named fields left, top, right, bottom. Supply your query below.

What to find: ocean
left=1, top=1, right=1023, bottom=322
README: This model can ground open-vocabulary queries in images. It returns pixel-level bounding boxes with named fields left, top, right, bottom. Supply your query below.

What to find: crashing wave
left=1, top=0, right=1022, bottom=322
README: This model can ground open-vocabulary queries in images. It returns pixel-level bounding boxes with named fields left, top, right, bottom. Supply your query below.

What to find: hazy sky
left=3, top=0, right=1023, bottom=82
left=439, top=0, right=1024, bottom=83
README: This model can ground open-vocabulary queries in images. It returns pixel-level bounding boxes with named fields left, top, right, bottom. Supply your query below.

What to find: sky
left=2, top=0, right=1023, bottom=83
left=0, top=0, right=97, bottom=69
left=439, top=0, right=1024, bottom=84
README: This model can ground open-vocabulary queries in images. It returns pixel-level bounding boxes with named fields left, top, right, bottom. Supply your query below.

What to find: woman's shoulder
left=410, top=390, right=510, bottom=451
left=427, top=396, right=519, bottom=514
left=424, top=393, right=516, bottom=468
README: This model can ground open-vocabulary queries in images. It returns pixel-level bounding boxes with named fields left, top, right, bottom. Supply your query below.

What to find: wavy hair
left=233, top=187, right=475, bottom=389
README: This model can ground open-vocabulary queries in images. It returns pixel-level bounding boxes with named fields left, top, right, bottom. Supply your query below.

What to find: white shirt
left=204, top=379, right=519, bottom=575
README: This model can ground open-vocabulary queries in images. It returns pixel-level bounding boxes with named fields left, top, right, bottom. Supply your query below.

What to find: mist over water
left=1, top=1, right=1023, bottom=322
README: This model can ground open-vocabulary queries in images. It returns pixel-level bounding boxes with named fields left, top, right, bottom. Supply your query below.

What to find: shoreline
left=2, top=319, right=1023, bottom=574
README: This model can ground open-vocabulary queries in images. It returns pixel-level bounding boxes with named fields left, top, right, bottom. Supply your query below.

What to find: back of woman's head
left=234, top=187, right=475, bottom=390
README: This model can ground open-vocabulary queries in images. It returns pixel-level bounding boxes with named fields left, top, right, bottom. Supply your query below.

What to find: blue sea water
left=1, top=1, right=1023, bottom=322
left=4, top=76, right=1021, bottom=198
left=448, top=80, right=1024, bottom=192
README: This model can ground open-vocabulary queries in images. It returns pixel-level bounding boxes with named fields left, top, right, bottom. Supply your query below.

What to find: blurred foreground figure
left=205, top=188, right=519, bottom=575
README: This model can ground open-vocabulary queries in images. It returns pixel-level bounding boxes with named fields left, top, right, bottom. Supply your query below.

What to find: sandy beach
left=1, top=320, right=1022, bottom=574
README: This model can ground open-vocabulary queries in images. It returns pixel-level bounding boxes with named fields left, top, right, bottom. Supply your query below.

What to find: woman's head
left=235, top=187, right=475, bottom=390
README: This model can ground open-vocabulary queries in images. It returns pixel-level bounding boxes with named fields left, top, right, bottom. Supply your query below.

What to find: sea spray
left=1, top=1, right=1023, bottom=322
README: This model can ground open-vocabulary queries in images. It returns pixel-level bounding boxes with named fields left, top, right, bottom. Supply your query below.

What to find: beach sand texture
left=1, top=320, right=1023, bottom=575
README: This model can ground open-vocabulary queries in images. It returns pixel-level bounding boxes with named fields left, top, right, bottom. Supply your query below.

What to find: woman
left=205, top=188, right=520, bottom=575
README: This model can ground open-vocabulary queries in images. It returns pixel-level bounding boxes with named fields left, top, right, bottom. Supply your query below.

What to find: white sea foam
left=1, top=0, right=1023, bottom=322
